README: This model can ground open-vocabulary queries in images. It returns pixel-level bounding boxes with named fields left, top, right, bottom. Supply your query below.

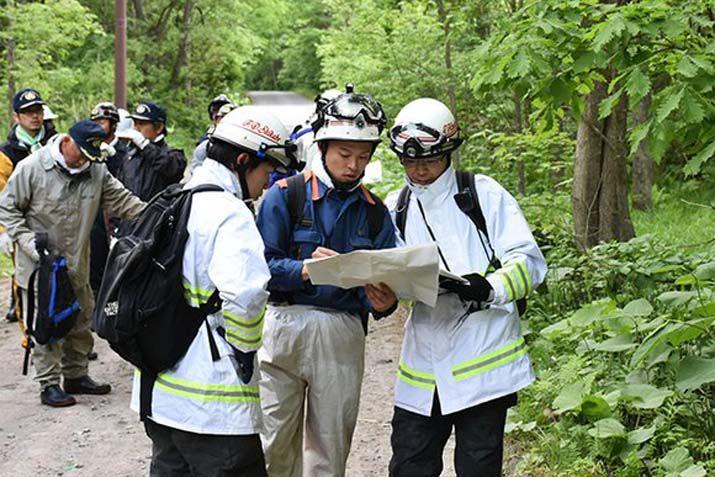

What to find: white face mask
left=51, top=136, right=91, bottom=175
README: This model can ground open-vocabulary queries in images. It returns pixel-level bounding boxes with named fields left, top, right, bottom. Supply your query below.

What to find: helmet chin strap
left=235, top=163, right=255, bottom=211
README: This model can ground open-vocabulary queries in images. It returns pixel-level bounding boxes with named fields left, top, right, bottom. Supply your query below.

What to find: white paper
left=305, top=243, right=441, bottom=306
left=439, top=269, right=469, bottom=284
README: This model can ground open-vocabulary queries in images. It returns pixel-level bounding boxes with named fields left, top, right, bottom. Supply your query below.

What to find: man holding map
left=255, top=86, right=398, bottom=477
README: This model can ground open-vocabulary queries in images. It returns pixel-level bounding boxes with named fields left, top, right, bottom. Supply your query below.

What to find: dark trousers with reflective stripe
left=145, top=419, right=267, bottom=477
left=389, top=392, right=517, bottom=477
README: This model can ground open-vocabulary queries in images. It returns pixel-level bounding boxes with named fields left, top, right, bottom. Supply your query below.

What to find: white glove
left=116, top=129, right=149, bottom=150
left=0, top=232, right=13, bottom=256
left=100, top=142, right=116, bottom=159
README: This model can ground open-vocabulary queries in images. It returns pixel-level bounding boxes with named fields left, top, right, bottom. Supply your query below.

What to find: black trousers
left=389, top=392, right=517, bottom=477
left=144, top=419, right=267, bottom=477
left=89, top=211, right=109, bottom=296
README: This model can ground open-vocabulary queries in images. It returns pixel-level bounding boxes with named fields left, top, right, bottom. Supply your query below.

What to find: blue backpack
left=22, top=233, right=81, bottom=374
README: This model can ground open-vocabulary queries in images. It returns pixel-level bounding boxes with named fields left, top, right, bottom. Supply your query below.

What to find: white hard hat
left=212, top=105, right=296, bottom=172
left=313, top=84, right=386, bottom=144
left=42, top=105, right=58, bottom=120
left=389, top=98, right=463, bottom=159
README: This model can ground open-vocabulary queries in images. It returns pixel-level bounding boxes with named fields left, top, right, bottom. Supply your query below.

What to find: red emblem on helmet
left=242, top=119, right=281, bottom=143
left=443, top=122, right=458, bottom=138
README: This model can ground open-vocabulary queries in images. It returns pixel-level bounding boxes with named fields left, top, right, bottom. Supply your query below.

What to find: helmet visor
left=390, top=122, right=461, bottom=158
left=326, top=94, right=385, bottom=124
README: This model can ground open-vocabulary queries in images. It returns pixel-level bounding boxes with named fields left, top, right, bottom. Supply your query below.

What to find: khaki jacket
left=0, top=135, right=145, bottom=290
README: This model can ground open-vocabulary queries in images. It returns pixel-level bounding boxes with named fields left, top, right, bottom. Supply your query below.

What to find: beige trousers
left=21, top=283, right=94, bottom=390
left=258, top=305, right=365, bottom=477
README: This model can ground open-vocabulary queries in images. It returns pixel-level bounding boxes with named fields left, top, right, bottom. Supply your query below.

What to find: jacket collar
left=187, top=158, right=243, bottom=199
left=406, top=164, right=456, bottom=204
left=310, top=159, right=374, bottom=204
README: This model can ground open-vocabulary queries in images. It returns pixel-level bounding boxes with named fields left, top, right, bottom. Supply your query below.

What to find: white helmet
left=313, top=84, right=387, bottom=144
left=42, top=105, right=58, bottom=120
left=212, top=105, right=297, bottom=172
left=389, top=98, right=463, bottom=159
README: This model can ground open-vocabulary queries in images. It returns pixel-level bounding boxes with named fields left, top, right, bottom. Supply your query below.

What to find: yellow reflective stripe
left=397, top=360, right=436, bottom=391
left=223, top=309, right=264, bottom=331
left=225, top=321, right=262, bottom=340
left=452, top=337, right=528, bottom=381
left=225, top=328, right=262, bottom=347
left=136, top=370, right=260, bottom=403
left=516, top=261, right=532, bottom=294
left=499, top=273, right=516, bottom=301
left=183, top=282, right=215, bottom=306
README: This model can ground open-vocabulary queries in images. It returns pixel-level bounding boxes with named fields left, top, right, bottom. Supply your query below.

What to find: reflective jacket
left=131, top=158, right=271, bottom=435
left=385, top=166, right=547, bottom=416
left=0, top=135, right=145, bottom=291
left=117, top=135, right=186, bottom=202
left=256, top=161, right=396, bottom=317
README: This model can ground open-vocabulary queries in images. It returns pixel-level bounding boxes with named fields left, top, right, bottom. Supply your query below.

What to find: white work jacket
left=131, top=159, right=270, bottom=435
left=385, top=165, right=547, bottom=416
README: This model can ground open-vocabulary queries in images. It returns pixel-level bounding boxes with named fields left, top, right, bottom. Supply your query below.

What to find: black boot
left=64, top=375, right=111, bottom=395
left=40, top=385, right=77, bottom=407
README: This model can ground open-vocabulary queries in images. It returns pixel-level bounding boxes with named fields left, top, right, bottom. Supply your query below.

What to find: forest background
left=1, top=1, right=714, bottom=475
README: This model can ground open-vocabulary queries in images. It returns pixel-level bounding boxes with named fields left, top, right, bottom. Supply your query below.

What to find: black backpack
left=395, top=170, right=527, bottom=316
left=22, top=233, right=81, bottom=375
left=282, top=172, right=386, bottom=239
left=93, top=183, right=223, bottom=418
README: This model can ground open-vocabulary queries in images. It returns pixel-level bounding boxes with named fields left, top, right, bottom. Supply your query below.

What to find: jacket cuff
left=372, top=300, right=398, bottom=320
left=486, top=274, right=507, bottom=305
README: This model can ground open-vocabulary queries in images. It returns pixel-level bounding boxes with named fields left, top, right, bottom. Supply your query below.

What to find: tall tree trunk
left=572, top=74, right=635, bottom=249
left=6, top=36, right=15, bottom=123
left=513, top=89, right=526, bottom=195
left=132, top=0, right=145, bottom=20
left=171, top=0, right=193, bottom=102
left=632, top=93, right=653, bottom=210
left=435, top=0, right=460, bottom=167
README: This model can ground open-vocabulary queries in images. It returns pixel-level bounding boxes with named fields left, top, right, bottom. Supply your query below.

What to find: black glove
left=234, top=350, right=256, bottom=384
left=440, top=272, right=493, bottom=304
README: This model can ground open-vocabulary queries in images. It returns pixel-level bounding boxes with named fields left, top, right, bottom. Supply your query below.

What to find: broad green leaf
left=676, top=357, right=715, bottom=391
left=660, top=447, right=694, bottom=474
left=665, top=318, right=714, bottom=347
left=627, top=426, right=655, bottom=445
left=623, top=299, right=653, bottom=317
left=694, top=261, right=715, bottom=281
left=508, top=49, right=531, bottom=78
left=570, top=301, right=610, bottom=327
left=629, top=119, right=651, bottom=157
left=540, top=318, right=570, bottom=340
left=592, top=334, right=636, bottom=352
left=625, top=67, right=651, bottom=107
left=645, top=342, right=673, bottom=368
left=657, top=291, right=697, bottom=308
left=572, top=51, right=595, bottom=74
left=553, top=379, right=590, bottom=413
left=598, top=89, right=623, bottom=120
left=618, top=384, right=672, bottom=409
left=681, top=93, right=705, bottom=125
left=591, top=14, right=626, bottom=51
left=681, top=465, right=707, bottom=477
left=587, top=417, right=625, bottom=439
left=677, top=56, right=700, bottom=78
left=580, top=394, right=611, bottom=420
left=685, top=140, right=715, bottom=176
left=655, top=87, right=684, bottom=124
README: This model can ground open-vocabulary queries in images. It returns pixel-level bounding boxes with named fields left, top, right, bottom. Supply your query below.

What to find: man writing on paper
left=256, top=85, right=398, bottom=477
left=386, top=98, right=548, bottom=476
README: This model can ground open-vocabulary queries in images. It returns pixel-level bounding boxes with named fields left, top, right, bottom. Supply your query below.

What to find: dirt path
left=0, top=277, right=521, bottom=476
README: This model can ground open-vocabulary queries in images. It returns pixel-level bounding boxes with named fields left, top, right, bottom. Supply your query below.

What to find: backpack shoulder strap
left=359, top=186, right=387, bottom=241
left=280, top=173, right=310, bottom=229
left=455, top=170, right=489, bottom=240
left=394, top=186, right=411, bottom=240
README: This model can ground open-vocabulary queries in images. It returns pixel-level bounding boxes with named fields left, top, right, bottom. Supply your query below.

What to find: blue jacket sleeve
left=358, top=206, right=398, bottom=317
left=255, top=185, right=306, bottom=292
